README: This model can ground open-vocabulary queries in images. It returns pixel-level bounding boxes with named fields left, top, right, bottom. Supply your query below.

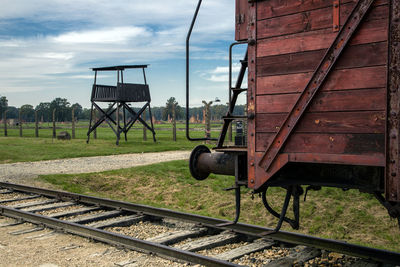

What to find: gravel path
left=0, top=151, right=191, bottom=182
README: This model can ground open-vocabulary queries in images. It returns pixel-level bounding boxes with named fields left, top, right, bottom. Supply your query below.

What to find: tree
left=50, top=98, right=71, bottom=122
left=36, top=102, right=51, bottom=122
left=6, top=106, right=18, bottom=119
left=71, top=103, right=82, bottom=120
left=162, top=97, right=183, bottom=120
left=20, top=104, right=35, bottom=122
left=0, top=95, right=8, bottom=116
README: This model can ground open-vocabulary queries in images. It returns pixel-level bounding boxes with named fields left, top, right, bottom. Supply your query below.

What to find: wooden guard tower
left=87, top=65, right=156, bottom=145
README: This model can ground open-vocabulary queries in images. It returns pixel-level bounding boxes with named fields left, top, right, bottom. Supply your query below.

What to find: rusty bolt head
left=391, top=160, right=396, bottom=164
left=250, top=179, right=254, bottom=183
left=251, top=133, right=254, bottom=137
left=391, top=111, right=397, bottom=116
left=250, top=162, right=254, bottom=166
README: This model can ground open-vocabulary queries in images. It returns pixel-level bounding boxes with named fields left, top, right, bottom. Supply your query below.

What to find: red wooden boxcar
left=187, top=0, right=400, bottom=230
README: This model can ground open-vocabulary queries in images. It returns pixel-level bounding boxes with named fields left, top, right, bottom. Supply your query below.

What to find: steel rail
left=1, top=182, right=400, bottom=264
left=0, top=206, right=238, bottom=267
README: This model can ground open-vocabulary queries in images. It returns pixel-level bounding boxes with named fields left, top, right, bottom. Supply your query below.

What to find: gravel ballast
left=0, top=151, right=190, bottom=182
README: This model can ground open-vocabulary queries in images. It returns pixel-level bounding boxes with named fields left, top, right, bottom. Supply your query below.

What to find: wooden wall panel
left=257, top=3, right=387, bottom=39
left=256, top=111, right=386, bottom=133
left=257, top=41, right=387, bottom=77
left=257, top=18, right=388, bottom=57
left=257, top=0, right=387, bottom=20
left=256, top=133, right=385, bottom=154
left=256, top=88, right=386, bottom=113
left=257, top=66, right=387, bottom=95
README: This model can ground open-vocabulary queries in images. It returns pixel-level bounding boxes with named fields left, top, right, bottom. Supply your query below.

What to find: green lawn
left=0, top=129, right=212, bottom=163
left=38, top=160, right=400, bottom=253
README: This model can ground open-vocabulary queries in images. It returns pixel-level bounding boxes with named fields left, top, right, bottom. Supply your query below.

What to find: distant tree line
left=0, top=95, right=245, bottom=122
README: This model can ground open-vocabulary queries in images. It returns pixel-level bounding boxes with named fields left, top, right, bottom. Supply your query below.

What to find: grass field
left=0, top=125, right=216, bottom=163
left=38, top=160, right=400, bottom=253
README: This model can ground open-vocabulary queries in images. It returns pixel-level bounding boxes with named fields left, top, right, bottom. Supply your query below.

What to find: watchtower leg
left=86, top=103, right=94, bottom=144
left=123, top=103, right=127, bottom=142
left=148, top=105, right=156, bottom=142
left=116, top=103, right=121, bottom=145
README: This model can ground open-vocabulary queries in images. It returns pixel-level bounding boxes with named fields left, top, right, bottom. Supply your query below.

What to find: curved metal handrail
left=185, top=0, right=217, bottom=141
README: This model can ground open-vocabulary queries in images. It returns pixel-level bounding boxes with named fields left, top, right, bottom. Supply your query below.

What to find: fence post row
left=3, top=110, right=7, bottom=137
left=72, top=107, right=75, bottom=139
left=52, top=108, right=56, bottom=138
left=35, top=110, right=39, bottom=138
left=19, top=109, right=22, bottom=137
left=172, top=104, right=176, bottom=141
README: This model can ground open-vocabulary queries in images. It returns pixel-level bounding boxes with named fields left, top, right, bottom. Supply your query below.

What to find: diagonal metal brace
left=258, top=0, right=376, bottom=172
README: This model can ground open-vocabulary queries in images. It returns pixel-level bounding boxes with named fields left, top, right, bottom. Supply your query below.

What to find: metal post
left=35, top=110, right=39, bottom=138
left=143, top=112, right=147, bottom=141
left=3, top=110, right=7, bottom=137
left=227, top=102, right=232, bottom=142
left=202, top=101, right=212, bottom=142
left=93, top=110, right=97, bottom=139
left=52, top=108, right=56, bottom=138
left=19, top=109, right=22, bottom=137
left=172, top=104, right=177, bottom=141
left=72, top=107, right=75, bottom=139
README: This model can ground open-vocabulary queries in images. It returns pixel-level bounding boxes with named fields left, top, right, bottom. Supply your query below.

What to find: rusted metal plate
left=333, top=0, right=340, bottom=32
left=258, top=0, right=377, bottom=174
left=247, top=1, right=257, bottom=188
left=386, top=0, right=400, bottom=202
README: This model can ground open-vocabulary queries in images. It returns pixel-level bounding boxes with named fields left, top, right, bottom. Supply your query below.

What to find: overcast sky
left=0, top=0, right=246, bottom=108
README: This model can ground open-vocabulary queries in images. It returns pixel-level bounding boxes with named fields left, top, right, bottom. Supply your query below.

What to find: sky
left=0, top=0, right=246, bottom=109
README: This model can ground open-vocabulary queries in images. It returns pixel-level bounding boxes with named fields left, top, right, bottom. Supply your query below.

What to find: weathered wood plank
left=88, top=214, right=145, bottom=229
left=145, top=228, right=207, bottom=245
left=257, top=66, right=386, bottom=95
left=257, top=3, right=387, bottom=39
left=215, top=239, right=275, bottom=261
left=256, top=133, right=385, bottom=154
left=256, top=111, right=386, bottom=133
left=67, top=210, right=123, bottom=224
left=257, top=18, right=387, bottom=57
left=21, top=202, right=75, bottom=213
left=48, top=206, right=101, bottom=218
left=257, top=42, right=387, bottom=77
left=0, top=195, right=40, bottom=204
left=256, top=0, right=387, bottom=20
left=9, top=199, right=58, bottom=209
left=256, top=88, right=386, bottom=113
left=176, top=231, right=238, bottom=252
left=257, top=0, right=354, bottom=20
left=235, top=0, right=248, bottom=41
left=9, top=227, right=44, bottom=236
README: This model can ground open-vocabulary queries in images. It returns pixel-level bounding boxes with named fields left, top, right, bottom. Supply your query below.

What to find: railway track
left=0, top=182, right=399, bottom=267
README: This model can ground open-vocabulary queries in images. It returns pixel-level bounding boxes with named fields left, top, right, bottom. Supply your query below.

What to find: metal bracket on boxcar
left=374, top=192, right=400, bottom=229
left=261, top=186, right=303, bottom=234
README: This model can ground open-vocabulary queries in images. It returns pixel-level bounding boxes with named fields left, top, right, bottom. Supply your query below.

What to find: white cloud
left=201, top=63, right=243, bottom=83
left=0, top=1, right=236, bottom=107
left=53, top=26, right=150, bottom=44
